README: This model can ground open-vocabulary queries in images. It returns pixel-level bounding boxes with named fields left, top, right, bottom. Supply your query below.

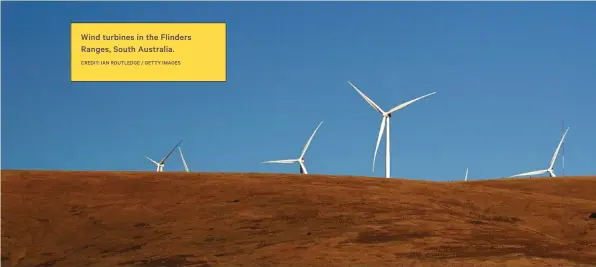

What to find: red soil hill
left=2, top=170, right=596, bottom=267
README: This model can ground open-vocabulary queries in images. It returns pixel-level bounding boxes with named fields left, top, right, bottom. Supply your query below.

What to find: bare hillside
left=2, top=170, right=596, bottom=267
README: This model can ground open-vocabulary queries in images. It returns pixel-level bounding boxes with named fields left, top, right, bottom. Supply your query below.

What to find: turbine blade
left=145, top=156, right=158, bottom=165
left=509, top=169, right=548, bottom=178
left=300, top=121, right=324, bottom=158
left=347, top=81, right=385, bottom=114
left=300, top=161, right=308, bottom=174
left=160, top=140, right=184, bottom=163
left=262, top=159, right=300, bottom=164
left=549, top=127, right=569, bottom=170
left=386, top=92, right=437, bottom=115
left=179, top=147, right=189, bottom=172
left=548, top=169, right=556, bottom=177
left=465, top=168, right=469, bottom=181
left=373, top=116, right=387, bottom=172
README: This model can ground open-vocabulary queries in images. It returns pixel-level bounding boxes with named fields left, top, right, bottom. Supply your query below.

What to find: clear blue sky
left=2, top=2, right=595, bottom=180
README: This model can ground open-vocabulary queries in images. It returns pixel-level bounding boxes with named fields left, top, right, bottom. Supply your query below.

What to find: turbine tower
left=510, top=127, right=569, bottom=178
left=145, top=140, right=183, bottom=172
left=465, top=168, right=469, bottom=181
left=562, top=120, right=565, bottom=176
left=179, top=147, right=190, bottom=172
left=262, top=121, right=323, bottom=174
left=348, top=81, right=436, bottom=178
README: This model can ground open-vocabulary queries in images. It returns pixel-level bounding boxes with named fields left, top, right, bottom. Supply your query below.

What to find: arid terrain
left=2, top=170, right=596, bottom=267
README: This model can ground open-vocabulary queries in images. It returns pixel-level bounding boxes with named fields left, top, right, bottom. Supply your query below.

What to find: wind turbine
left=262, top=121, right=323, bottom=174
left=510, top=127, right=569, bottom=178
left=348, top=81, right=436, bottom=178
left=179, top=147, right=190, bottom=172
left=145, top=140, right=183, bottom=172
left=465, top=168, right=469, bottom=181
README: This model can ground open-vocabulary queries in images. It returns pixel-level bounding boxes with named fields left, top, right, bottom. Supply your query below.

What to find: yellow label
left=71, top=22, right=226, bottom=82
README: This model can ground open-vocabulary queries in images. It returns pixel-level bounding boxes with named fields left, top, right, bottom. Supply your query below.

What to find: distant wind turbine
left=179, top=147, right=190, bottom=172
left=465, top=168, right=469, bottom=181
left=262, top=121, right=323, bottom=174
left=145, top=140, right=183, bottom=172
left=348, top=81, right=436, bottom=178
left=510, top=127, right=569, bottom=178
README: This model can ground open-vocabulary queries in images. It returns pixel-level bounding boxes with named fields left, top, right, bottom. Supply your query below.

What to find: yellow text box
left=71, top=22, right=226, bottom=82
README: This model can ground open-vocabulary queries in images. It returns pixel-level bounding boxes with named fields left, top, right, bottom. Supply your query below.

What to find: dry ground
left=2, top=170, right=596, bottom=267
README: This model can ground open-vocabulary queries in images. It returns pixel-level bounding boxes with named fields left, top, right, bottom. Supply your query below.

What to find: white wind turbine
left=510, top=127, right=569, bottom=178
left=145, top=140, right=183, bottom=172
left=262, top=121, right=323, bottom=174
left=348, top=81, right=436, bottom=178
left=178, top=147, right=190, bottom=172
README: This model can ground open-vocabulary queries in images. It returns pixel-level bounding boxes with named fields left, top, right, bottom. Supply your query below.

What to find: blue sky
left=2, top=2, right=595, bottom=180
